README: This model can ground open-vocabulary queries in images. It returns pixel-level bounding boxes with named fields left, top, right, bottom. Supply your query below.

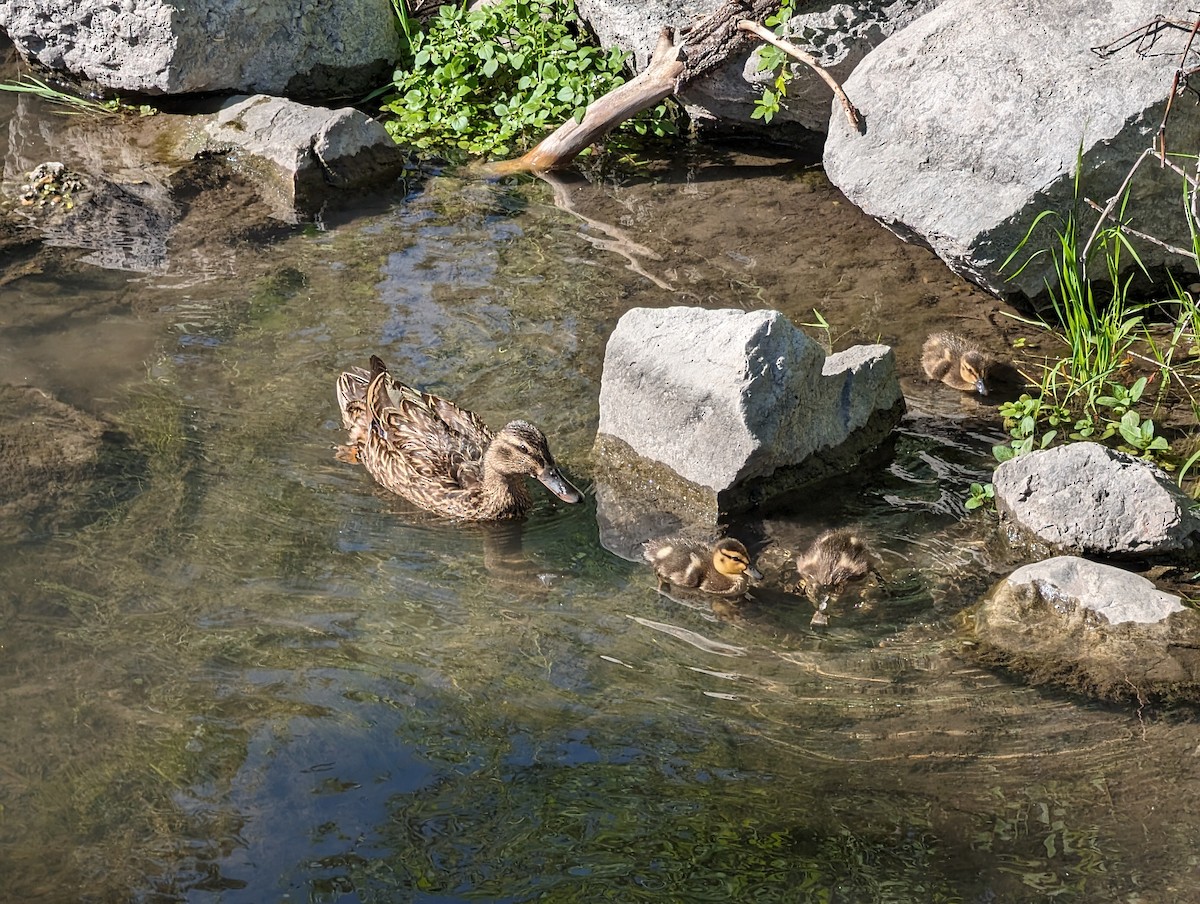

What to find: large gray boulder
left=967, top=556, right=1200, bottom=703
left=0, top=0, right=400, bottom=98
left=593, top=307, right=904, bottom=555
left=823, top=0, right=1200, bottom=298
left=993, top=443, right=1199, bottom=557
left=576, top=0, right=940, bottom=135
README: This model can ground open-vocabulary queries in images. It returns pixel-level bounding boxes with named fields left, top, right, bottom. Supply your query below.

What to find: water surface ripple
left=0, top=137, right=1195, bottom=904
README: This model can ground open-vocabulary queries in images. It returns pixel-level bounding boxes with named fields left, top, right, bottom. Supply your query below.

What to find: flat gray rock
left=993, top=443, right=1199, bottom=556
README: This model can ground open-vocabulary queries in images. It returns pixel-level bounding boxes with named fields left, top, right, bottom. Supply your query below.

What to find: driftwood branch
left=487, top=27, right=685, bottom=176
left=736, top=19, right=862, bottom=131
left=486, top=0, right=778, bottom=175
left=485, top=0, right=842, bottom=174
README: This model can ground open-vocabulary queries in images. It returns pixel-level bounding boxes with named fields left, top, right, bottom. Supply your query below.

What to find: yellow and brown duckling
left=921, top=331, right=992, bottom=395
left=644, top=537, right=763, bottom=598
left=794, top=528, right=875, bottom=626
left=335, top=355, right=582, bottom=521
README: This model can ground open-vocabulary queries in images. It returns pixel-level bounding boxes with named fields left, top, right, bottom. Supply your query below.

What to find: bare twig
left=1091, top=15, right=1196, bottom=58
left=736, top=19, right=862, bottom=132
left=1080, top=146, right=1157, bottom=267
left=1084, top=196, right=1197, bottom=259
left=1158, top=17, right=1200, bottom=159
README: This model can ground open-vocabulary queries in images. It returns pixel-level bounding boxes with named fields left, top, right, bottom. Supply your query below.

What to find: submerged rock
left=0, top=0, right=400, bottom=99
left=823, top=0, right=1200, bottom=299
left=993, top=443, right=1199, bottom=557
left=0, top=384, right=134, bottom=541
left=593, top=306, right=903, bottom=554
left=967, top=556, right=1200, bottom=704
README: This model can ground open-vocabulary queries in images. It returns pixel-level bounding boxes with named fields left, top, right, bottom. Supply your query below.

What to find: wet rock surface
left=593, top=306, right=904, bottom=550
left=966, top=556, right=1200, bottom=704
left=198, top=95, right=407, bottom=221
left=993, top=443, right=1199, bottom=557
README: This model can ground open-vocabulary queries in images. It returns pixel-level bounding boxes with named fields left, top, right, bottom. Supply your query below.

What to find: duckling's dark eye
left=517, top=442, right=531, bottom=455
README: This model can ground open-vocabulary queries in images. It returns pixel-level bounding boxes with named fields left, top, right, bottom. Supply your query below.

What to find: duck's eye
left=517, top=442, right=531, bottom=455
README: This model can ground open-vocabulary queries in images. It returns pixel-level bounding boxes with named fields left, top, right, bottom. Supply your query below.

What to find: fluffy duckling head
left=486, top=421, right=583, bottom=503
left=644, top=536, right=763, bottom=596
left=795, top=529, right=873, bottom=608
left=710, top=538, right=763, bottom=581
left=957, top=349, right=990, bottom=396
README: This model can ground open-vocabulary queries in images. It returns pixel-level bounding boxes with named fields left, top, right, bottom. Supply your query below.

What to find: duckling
left=921, top=331, right=991, bottom=395
left=794, top=528, right=875, bottom=626
left=335, top=355, right=582, bottom=521
left=644, top=537, right=763, bottom=598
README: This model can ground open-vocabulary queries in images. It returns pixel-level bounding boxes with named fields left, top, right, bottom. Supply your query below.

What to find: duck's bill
left=974, top=378, right=988, bottom=396
left=537, top=465, right=583, bottom=503
left=746, top=565, right=764, bottom=581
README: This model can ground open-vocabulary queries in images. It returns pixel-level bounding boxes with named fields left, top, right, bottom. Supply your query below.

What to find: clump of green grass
left=969, top=149, right=1200, bottom=505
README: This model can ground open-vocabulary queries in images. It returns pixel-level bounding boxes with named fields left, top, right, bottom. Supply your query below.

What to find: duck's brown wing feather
left=362, top=366, right=494, bottom=494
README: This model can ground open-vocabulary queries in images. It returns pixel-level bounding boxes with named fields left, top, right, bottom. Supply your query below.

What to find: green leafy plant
left=750, top=1, right=797, bottom=123
left=984, top=145, right=1200, bottom=501
left=965, top=481, right=995, bottom=511
left=992, top=378, right=1172, bottom=468
left=378, top=0, right=676, bottom=159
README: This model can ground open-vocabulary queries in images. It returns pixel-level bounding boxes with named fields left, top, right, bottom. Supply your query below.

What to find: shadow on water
left=2, top=90, right=1200, bottom=903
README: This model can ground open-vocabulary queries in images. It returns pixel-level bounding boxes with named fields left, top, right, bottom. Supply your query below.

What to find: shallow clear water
left=3, top=92, right=1200, bottom=903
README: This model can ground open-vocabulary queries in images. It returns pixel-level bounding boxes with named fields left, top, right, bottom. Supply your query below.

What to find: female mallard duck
left=644, top=537, right=763, bottom=598
left=335, top=356, right=582, bottom=520
left=921, top=331, right=991, bottom=395
left=795, top=528, right=875, bottom=626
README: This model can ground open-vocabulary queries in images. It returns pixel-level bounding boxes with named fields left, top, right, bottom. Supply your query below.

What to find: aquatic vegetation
left=965, top=480, right=995, bottom=511
left=0, top=74, right=156, bottom=116
left=377, top=0, right=677, bottom=160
